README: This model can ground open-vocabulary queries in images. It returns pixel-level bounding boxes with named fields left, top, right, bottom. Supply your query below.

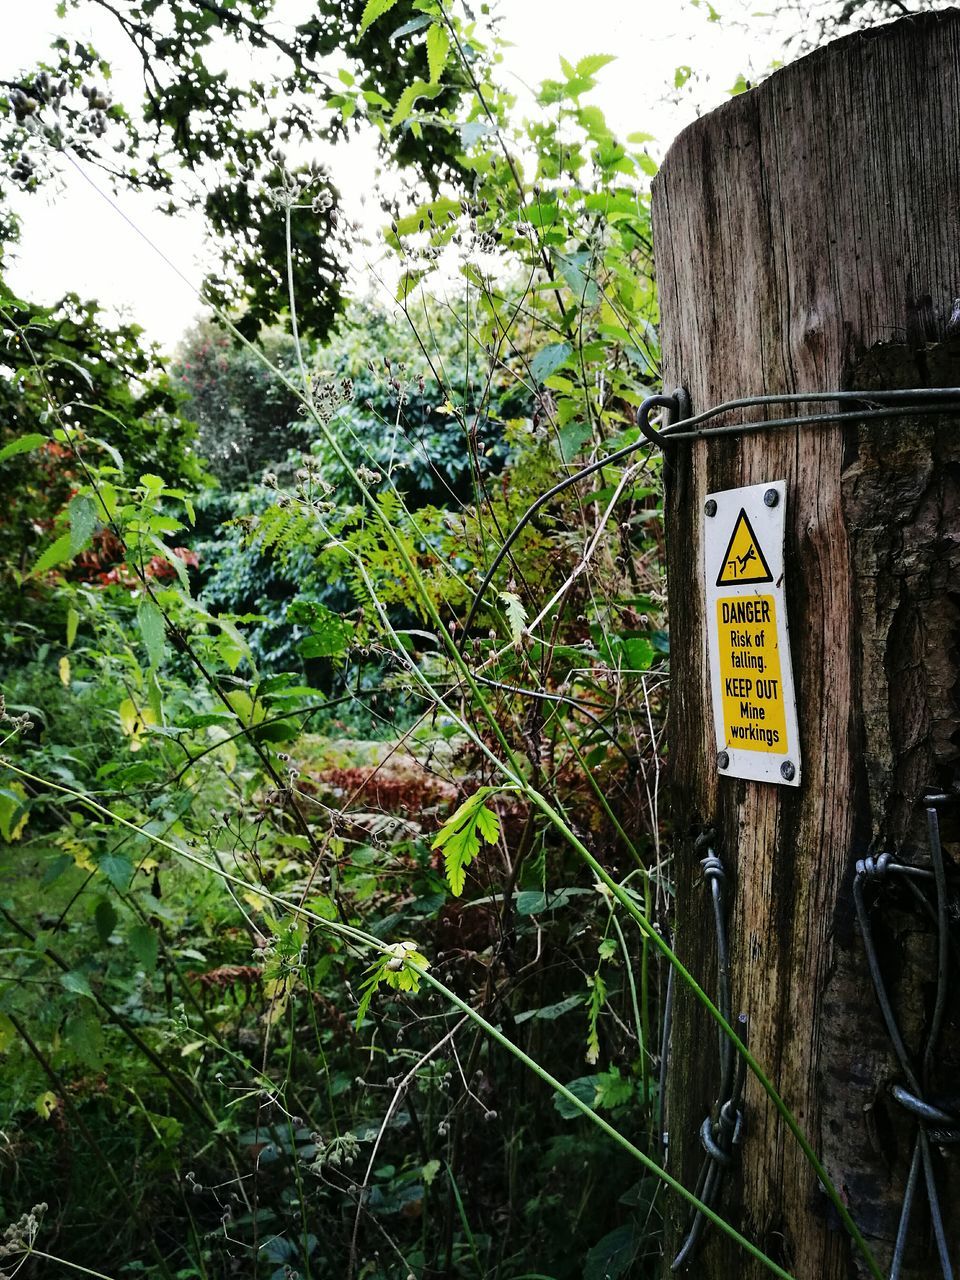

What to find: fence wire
left=671, top=834, right=748, bottom=1272
left=853, top=798, right=960, bottom=1280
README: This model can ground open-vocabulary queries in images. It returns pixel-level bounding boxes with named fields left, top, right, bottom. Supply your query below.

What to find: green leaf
left=396, top=269, right=428, bottom=302
left=137, top=597, right=166, bottom=668
left=431, top=790, right=501, bottom=896
left=216, top=617, right=253, bottom=674
left=585, top=970, right=607, bottom=1064
left=553, top=1075, right=598, bottom=1119
left=60, top=970, right=94, bottom=1000
left=98, top=852, right=133, bottom=892
left=530, top=341, right=572, bottom=383
left=129, top=923, right=158, bottom=972
left=69, top=493, right=98, bottom=554
left=498, top=591, right=527, bottom=646
left=65, top=1009, right=103, bottom=1068
left=66, top=607, right=79, bottom=648
left=0, top=783, right=29, bottom=841
left=557, top=421, right=592, bottom=463
left=390, top=14, right=431, bottom=39
left=576, top=54, right=615, bottom=77
left=359, top=0, right=402, bottom=36
left=584, top=1225, right=640, bottom=1280
left=553, top=250, right=598, bottom=305
left=94, top=899, right=118, bottom=944
left=390, top=78, right=443, bottom=127
left=292, top=602, right=354, bottom=660
left=426, top=22, right=450, bottom=83
left=30, top=532, right=74, bottom=577
left=594, top=1066, right=635, bottom=1110
left=0, top=432, right=46, bottom=464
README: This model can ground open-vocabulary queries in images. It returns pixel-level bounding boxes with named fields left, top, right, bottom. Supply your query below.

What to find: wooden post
left=652, top=12, right=960, bottom=1278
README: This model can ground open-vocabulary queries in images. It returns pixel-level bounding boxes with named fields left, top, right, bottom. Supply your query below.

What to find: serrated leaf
left=98, top=852, right=133, bottom=892
left=530, top=341, right=572, bottom=383
left=94, top=898, right=118, bottom=944
left=390, top=14, right=431, bottom=39
left=359, top=0, right=401, bottom=36
left=498, top=591, right=527, bottom=646
left=0, top=432, right=46, bottom=464
left=426, top=22, right=449, bottom=83
left=138, top=596, right=166, bottom=668
left=118, top=698, right=157, bottom=751
left=391, top=78, right=443, bottom=127
left=432, top=791, right=501, bottom=896
left=129, top=923, right=158, bottom=972
left=576, top=53, right=615, bottom=76
left=64, top=1008, right=103, bottom=1068
left=30, top=532, right=74, bottom=577
left=0, top=783, right=29, bottom=841
left=553, top=1075, right=598, bottom=1119
left=584, top=1224, right=640, bottom=1280
left=35, top=1090, right=59, bottom=1119
left=69, top=493, right=98, bottom=554
left=60, top=970, right=94, bottom=1000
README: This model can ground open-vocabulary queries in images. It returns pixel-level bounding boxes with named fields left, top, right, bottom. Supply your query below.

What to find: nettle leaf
left=432, top=788, right=502, bottom=896
left=137, top=596, right=166, bottom=669
left=69, top=493, right=98, bottom=554
left=391, top=78, right=444, bottom=128
left=129, top=923, right=159, bottom=972
left=30, top=532, right=74, bottom=577
left=553, top=250, right=599, bottom=305
left=576, top=53, right=615, bottom=77
left=584, top=1224, right=640, bottom=1280
left=94, top=898, right=118, bottom=944
left=360, top=0, right=402, bottom=36
left=426, top=22, right=450, bottom=83
left=530, top=341, right=572, bottom=383
left=60, top=970, right=94, bottom=1000
left=98, top=852, right=134, bottom=892
left=498, top=591, right=527, bottom=646
left=0, top=432, right=46, bottom=463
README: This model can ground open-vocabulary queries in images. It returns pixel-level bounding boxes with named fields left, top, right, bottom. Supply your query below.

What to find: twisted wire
left=672, top=839, right=748, bottom=1271
left=853, top=800, right=959, bottom=1279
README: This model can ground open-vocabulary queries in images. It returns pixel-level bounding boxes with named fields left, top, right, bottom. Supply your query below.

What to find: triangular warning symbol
left=716, top=509, right=773, bottom=586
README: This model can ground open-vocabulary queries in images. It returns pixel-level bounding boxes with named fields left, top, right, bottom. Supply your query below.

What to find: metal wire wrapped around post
left=852, top=798, right=960, bottom=1280
left=671, top=836, right=748, bottom=1272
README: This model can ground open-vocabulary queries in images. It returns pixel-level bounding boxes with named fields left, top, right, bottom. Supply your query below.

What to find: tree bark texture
left=652, top=12, right=960, bottom=1278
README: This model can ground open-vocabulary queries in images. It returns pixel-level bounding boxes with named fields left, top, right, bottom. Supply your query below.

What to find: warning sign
left=716, top=510, right=773, bottom=586
left=704, top=482, right=801, bottom=786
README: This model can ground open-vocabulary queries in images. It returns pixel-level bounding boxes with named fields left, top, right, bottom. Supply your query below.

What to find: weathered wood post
left=652, top=12, right=960, bottom=1277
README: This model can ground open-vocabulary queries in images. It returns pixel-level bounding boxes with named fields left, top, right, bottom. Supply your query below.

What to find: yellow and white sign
left=704, top=481, right=801, bottom=786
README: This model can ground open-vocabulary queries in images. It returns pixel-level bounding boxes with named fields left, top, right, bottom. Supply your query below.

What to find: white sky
left=3, top=0, right=793, bottom=353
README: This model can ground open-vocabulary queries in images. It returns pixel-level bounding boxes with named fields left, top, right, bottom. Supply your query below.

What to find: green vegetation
left=0, top=2, right=921, bottom=1277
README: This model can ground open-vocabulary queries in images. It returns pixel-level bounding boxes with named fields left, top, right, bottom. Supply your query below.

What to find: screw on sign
left=703, top=481, right=801, bottom=787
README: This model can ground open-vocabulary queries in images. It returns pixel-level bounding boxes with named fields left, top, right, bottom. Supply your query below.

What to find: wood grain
left=652, top=12, right=960, bottom=1277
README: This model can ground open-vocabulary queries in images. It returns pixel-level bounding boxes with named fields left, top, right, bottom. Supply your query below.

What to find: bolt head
left=717, top=750, right=730, bottom=770
left=780, top=760, right=796, bottom=781
left=704, top=499, right=718, bottom=517
left=763, top=488, right=779, bottom=507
